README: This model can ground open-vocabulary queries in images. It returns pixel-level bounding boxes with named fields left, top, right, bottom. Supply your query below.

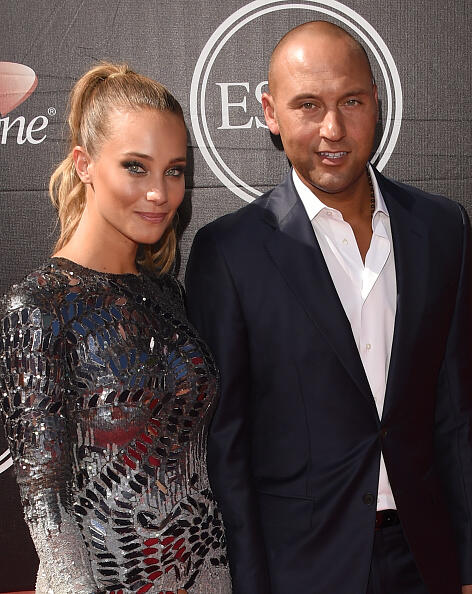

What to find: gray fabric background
left=0, top=0, right=470, bottom=589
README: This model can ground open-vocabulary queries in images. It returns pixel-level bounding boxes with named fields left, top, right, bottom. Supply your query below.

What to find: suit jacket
left=185, top=169, right=472, bottom=594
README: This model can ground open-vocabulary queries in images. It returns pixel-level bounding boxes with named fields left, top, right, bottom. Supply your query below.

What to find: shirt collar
left=292, top=164, right=389, bottom=223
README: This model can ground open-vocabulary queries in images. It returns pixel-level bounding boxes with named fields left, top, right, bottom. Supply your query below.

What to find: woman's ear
left=72, top=146, right=93, bottom=183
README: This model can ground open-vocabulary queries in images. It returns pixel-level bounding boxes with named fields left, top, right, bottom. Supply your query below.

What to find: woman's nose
left=146, top=187, right=167, bottom=204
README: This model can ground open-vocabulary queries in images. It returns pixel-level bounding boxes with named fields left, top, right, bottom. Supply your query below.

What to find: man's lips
left=135, top=211, right=168, bottom=223
left=317, top=151, right=349, bottom=165
left=318, top=151, right=348, bottom=158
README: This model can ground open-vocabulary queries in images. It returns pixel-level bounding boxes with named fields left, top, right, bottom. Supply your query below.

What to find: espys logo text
left=191, top=0, right=403, bottom=203
left=0, top=62, right=53, bottom=145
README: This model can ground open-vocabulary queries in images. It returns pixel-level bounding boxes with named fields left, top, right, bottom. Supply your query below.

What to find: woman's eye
left=123, top=161, right=146, bottom=175
left=165, top=167, right=185, bottom=177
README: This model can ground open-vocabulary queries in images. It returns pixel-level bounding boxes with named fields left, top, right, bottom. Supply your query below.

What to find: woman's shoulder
left=0, top=260, right=71, bottom=324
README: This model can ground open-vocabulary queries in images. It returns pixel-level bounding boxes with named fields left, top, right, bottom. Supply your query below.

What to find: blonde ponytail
left=49, top=61, right=184, bottom=273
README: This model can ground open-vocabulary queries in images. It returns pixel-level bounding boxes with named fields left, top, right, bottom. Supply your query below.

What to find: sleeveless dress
left=0, top=258, right=231, bottom=594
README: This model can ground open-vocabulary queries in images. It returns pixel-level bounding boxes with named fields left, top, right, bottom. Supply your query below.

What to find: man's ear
left=72, top=146, right=93, bottom=184
left=373, top=83, right=379, bottom=122
left=261, top=92, right=280, bottom=136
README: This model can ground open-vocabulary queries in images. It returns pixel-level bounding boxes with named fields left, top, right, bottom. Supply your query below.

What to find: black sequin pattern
left=0, top=258, right=230, bottom=594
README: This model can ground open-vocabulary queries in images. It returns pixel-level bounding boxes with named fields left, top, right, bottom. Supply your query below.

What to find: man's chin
left=302, top=174, right=350, bottom=196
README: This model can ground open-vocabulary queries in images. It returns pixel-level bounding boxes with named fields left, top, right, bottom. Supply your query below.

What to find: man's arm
left=434, top=204, right=472, bottom=587
left=185, top=226, right=271, bottom=594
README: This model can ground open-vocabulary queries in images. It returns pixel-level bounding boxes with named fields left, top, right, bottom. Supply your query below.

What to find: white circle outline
left=200, top=5, right=394, bottom=193
left=190, top=0, right=403, bottom=203
left=0, top=448, right=12, bottom=474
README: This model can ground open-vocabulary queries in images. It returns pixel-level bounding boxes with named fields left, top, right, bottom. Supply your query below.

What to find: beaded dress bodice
left=0, top=258, right=230, bottom=594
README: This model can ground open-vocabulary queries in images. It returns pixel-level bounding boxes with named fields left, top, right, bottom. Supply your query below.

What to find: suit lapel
left=376, top=173, right=429, bottom=419
left=262, top=174, right=374, bottom=407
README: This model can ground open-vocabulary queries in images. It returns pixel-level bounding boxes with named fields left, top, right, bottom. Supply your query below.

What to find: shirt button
left=342, top=238, right=348, bottom=245
left=363, top=493, right=376, bottom=506
left=366, top=343, right=372, bottom=350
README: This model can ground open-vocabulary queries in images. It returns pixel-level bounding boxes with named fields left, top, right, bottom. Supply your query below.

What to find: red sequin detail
left=135, top=441, right=148, bottom=453
left=142, top=547, right=158, bottom=555
left=148, top=397, right=160, bottom=410
left=122, top=454, right=136, bottom=470
left=127, top=446, right=142, bottom=461
left=172, top=537, right=185, bottom=550
left=148, top=570, right=163, bottom=580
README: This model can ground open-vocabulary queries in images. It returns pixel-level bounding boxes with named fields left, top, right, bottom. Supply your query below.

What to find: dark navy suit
left=185, top=170, right=472, bottom=594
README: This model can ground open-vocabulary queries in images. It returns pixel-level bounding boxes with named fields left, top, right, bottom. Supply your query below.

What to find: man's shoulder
left=378, top=172, right=464, bottom=219
left=194, top=184, right=280, bottom=246
left=377, top=174, right=458, bottom=211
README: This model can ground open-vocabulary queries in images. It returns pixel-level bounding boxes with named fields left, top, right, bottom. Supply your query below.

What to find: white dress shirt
left=292, top=166, right=397, bottom=510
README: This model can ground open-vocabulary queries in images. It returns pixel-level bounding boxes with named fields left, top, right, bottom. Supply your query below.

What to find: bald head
left=268, top=21, right=373, bottom=95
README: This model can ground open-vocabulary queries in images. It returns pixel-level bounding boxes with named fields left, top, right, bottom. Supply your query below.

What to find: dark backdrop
left=0, top=0, right=470, bottom=589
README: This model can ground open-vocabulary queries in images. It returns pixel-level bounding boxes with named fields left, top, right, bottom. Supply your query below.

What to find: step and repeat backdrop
left=0, top=0, right=471, bottom=590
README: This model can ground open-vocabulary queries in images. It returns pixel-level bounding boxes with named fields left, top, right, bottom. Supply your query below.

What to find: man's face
left=262, top=34, right=378, bottom=199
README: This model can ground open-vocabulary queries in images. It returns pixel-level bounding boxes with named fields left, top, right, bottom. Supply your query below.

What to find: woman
left=0, top=63, right=230, bottom=594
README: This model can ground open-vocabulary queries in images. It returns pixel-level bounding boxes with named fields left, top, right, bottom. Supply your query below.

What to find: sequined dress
left=0, top=258, right=231, bottom=594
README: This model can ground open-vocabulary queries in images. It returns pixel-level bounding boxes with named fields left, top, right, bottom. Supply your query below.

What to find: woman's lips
left=135, top=211, right=168, bottom=223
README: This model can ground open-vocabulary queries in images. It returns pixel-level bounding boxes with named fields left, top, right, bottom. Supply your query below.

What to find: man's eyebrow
left=289, top=88, right=372, bottom=103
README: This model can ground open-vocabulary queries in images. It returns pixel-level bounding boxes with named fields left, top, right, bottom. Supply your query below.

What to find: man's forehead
left=272, top=40, right=371, bottom=88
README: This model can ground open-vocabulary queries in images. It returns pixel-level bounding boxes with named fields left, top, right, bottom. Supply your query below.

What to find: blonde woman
left=0, top=63, right=230, bottom=594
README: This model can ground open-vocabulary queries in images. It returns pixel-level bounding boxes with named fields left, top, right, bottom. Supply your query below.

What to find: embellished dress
left=0, top=258, right=231, bottom=594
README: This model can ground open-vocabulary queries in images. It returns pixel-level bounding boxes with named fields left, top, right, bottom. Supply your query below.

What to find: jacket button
left=381, top=428, right=388, bottom=438
left=363, top=493, right=376, bottom=506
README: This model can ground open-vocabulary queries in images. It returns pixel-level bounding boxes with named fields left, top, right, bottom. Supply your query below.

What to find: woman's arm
left=0, top=294, right=98, bottom=594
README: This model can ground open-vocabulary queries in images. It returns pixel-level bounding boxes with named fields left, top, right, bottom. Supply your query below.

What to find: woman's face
left=79, top=107, right=187, bottom=248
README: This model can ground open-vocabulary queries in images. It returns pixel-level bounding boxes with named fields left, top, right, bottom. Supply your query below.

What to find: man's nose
left=320, top=109, right=346, bottom=141
left=146, top=186, right=167, bottom=204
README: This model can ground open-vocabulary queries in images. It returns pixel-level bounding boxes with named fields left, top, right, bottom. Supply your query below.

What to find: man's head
left=262, top=21, right=378, bottom=199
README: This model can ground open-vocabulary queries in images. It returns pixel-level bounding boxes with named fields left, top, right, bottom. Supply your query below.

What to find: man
left=185, top=21, right=472, bottom=594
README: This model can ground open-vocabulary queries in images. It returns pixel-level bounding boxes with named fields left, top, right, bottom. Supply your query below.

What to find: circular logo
left=190, top=0, right=403, bottom=203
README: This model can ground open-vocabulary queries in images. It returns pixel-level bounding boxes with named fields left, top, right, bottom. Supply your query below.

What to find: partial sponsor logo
left=191, top=0, right=403, bottom=203
left=0, top=62, right=54, bottom=145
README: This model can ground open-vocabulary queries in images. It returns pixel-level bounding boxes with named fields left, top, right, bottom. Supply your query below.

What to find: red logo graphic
left=0, top=62, right=38, bottom=117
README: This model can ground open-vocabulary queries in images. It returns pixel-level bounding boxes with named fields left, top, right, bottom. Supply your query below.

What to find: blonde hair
left=49, top=62, right=184, bottom=274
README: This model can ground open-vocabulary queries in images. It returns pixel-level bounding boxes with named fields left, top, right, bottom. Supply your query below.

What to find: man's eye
left=301, top=102, right=315, bottom=110
left=123, top=161, right=146, bottom=175
left=345, top=99, right=360, bottom=106
left=165, top=167, right=185, bottom=177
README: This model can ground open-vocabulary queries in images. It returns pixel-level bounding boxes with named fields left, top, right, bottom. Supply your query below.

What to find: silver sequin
left=0, top=259, right=231, bottom=594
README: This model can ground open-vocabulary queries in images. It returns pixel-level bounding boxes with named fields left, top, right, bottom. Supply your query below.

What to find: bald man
left=186, top=22, right=472, bottom=594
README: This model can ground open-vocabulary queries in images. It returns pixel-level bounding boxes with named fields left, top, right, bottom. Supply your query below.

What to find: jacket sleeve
left=185, top=226, right=271, bottom=594
left=0, top=296, right=98, bottom=593
left=434, top=204, right=472, bottom=585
